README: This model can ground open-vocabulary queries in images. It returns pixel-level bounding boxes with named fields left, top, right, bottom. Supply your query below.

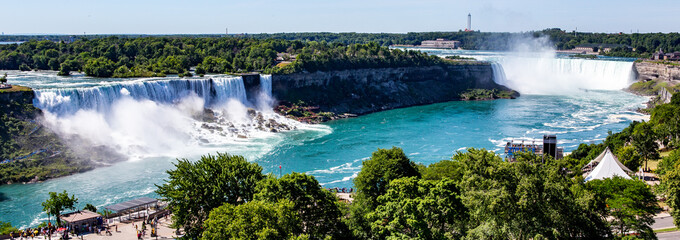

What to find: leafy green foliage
left=271, top=42, right=448, bottom=74
left=660, top=149, right=680, bottom=227
left=41, top=190, right=78, bottom=226
left=345, top=148, right=621, bottom=239
left=651, top=98, right=680, bottom=148
left=0, top=37, right=451, bottom=78
left=659, top=149, right=680, bottom=177
left=616, top=146, right=643, bottom=172
left=419, top=159, right=464, bottom=181
left=0, top=221, right=18, bottom=235
left=367, top=177, right=468, bottom=239
left=155, top=153, right=265, bottom=238
left=353, top=147, right=421, bottom=207
left=83, top=57, right=116, bottom=77
left=586, top=177, right=658, bottom=239
left=632, top=122, right=660, bottom=170
left=201, top=200, right=300, bottom=240
left=455, top=149, right=609, bottom=239
left=254, top=172, right=349, bottom=239
left=349, top=147, right=420, bottom=238
left=83, top=203, right=97, bottom=212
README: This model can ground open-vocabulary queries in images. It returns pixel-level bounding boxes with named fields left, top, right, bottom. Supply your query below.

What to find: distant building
left=504, top=135, right=564, bottom=162
left=573, top=44, right=632, bottom=54
left=652, top=49, right=680, bottom=61
left=420, top=39, right=460, bottom=49
left=466, top=13, right=472, bottom=32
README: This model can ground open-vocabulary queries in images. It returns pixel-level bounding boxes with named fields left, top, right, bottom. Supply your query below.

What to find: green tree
left=254, top=172, right=349, bottom=239
left=420, top=159, right=464, bottom=181
left=587, top=177, right=658, bottom=239
left=349, top=147, right=420, bottom=238
left=458, top=149, right=609, bottom=239
left=0, top=221, right=18, bottom=235
left=83, top=203, right=97, bottom=212
left=651, top=101, right=680, bottom=148
left=41, top=190, right=78, bottom=226
left=367, top=177, right=468, bottom=239
left=659, top=149, right=680, bottom=177
left=156, top=153, right=265, bottom=238
left=616, top=146, right=643, bottom=172
left=632, top=122, right=660, bottom=171
left=83, top=57, right=116, bottom=77
left=661, top=152, right=680, bottom=228
left=353, top=147, right=420, bottom=207
left=201, top=200, right=300, bottom=240
left=0, top=73, right=7, bottom=84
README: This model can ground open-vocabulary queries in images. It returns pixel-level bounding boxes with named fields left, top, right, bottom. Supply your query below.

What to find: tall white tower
left=467, top=13, right=472, bottom=31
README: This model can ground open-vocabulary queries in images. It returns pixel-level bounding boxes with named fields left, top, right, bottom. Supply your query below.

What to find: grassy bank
left=0, top=85, right=32, bottom=93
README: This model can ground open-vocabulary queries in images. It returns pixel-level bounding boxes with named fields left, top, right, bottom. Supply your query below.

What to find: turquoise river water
left=0, top=50, right=648, bottom=227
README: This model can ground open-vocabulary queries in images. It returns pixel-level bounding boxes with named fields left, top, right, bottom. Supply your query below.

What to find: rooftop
left=105, top=197, right=158, bottom=212
left=60, top=210, right=101, bottom=223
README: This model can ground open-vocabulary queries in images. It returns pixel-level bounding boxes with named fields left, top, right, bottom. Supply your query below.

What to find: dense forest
left=148, top=148, right=661, bottom=239
left=248, top=30, right=680, bottom=58
left=0, top=37, right=451, bottom=78
left=3, top=29, right=680, bottom=60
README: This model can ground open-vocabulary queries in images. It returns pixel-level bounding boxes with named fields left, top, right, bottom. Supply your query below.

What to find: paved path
left=83, top=216, right=180, bottom=240
left=657, top=231, right=680, bottom=240
left=653, top=213, right=675, bottom=230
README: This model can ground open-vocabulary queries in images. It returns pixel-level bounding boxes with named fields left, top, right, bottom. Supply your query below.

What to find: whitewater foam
left=33, top=75, right=325, bottom=161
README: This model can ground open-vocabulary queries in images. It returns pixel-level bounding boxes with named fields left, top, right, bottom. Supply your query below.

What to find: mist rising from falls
left=474, top=36, right=636, bottom=95
left=490, top=56, right=635, bottom=94
left=34, top=75, right=304, bottom=160
left=35, top=77, right=248, bottom=116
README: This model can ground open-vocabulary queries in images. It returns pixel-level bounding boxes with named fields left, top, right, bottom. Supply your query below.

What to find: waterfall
left=256, top=74, right=274, bottom=111
left=260, top=74, right=272, bottom=97
left=32, top=74, right=301, bottom=160
left=35, top=77, right=247, bottom=116
left=490, top=62, right=508, bottom=86
left=486, top=56, right=635, bottom=95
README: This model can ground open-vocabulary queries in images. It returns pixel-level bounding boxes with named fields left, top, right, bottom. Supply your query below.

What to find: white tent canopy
left=584, top=148, right=632, bottom=182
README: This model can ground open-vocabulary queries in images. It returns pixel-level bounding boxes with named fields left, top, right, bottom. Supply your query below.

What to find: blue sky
left=2, top=0, right=679, bottom=34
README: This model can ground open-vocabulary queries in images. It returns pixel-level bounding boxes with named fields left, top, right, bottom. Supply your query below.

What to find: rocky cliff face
left=0, top=88, right=116, bottom=185
left=271, top=64, right=506, bottom=115
left=0, top=90, right=34, bottom=105
left=634, top=61, right=680, bottom=84
left=630, top=62, right=679, bottom=109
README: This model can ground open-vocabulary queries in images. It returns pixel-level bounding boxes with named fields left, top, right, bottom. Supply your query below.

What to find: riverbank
left=0, top=62, right=511, bottom=183
left=629, top=61, right=680, bottom=111
left=0, top=86, right=124, bottom=185
left=269, top=63, right=514, bottom=123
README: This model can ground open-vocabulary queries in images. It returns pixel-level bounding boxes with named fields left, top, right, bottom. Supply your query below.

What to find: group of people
left=135, top=215, right=161, bottom=239
left=327, top=187, right=353, bottom=193
left=8, top=225, right=59, bottom=240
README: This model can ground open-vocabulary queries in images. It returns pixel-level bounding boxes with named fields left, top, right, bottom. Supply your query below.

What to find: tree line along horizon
left=4, top=93, right=679, bottom=239
left=0, top=37, right=455, bottom=78
left=2, top=29, right=680, bottom=78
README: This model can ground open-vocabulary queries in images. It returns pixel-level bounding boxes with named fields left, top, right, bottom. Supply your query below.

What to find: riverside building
left=504, top=135, right=564, bottom=162
left=419, top=39, right=460, bottom=49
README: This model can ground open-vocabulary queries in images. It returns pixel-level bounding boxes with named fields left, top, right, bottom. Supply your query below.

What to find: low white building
left=420, top=39, right=460, bottom=49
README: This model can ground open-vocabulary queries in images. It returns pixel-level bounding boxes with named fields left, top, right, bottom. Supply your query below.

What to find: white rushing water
left=31, top=74, right=308, bottom=161
left=489, top=56, right=635, bottom=94
left=0, top=53, right=650, bottom=229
